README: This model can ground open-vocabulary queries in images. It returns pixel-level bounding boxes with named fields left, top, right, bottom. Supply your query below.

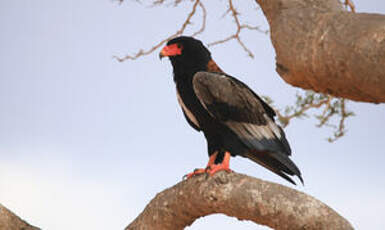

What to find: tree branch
left=254, top=0, right=385, bottom=103
left=114, top=0, right=205, bottom=61
left=0, top=204, right=40, bottom=230
left=343, top=0, right=356, bottom=13
left=126, top=172, right=353, bottom=230
left=207, top=0, right=267, bottom=58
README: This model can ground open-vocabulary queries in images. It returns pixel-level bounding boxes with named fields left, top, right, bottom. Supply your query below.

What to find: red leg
left=205, top=151, right=218, bottom=169
left=184, top=152, right=218, bottom=179
left=207, top=151, right=232, bottom=176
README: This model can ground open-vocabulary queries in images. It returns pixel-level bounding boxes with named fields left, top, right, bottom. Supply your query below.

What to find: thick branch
left=126, top=172, right=353, bottom=230
left=0, top=204, right=40, bottom=230
left=255, top=0, right=385, bottom=103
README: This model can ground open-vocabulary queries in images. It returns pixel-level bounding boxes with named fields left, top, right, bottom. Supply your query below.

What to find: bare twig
left=151, top=0, right=185, bottom=7
left=344, top=0, right=356, bottom=13
left=116, top=0, right=266, bottom=61
left=113, top=0, right=204, bottom=61
left=191, top=1, right=207, bottom=37
left=207, top=0, right=266, bottom=58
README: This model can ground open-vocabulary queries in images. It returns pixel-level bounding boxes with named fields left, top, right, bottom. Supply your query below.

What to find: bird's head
left=160, top=36, right=212, bottom=79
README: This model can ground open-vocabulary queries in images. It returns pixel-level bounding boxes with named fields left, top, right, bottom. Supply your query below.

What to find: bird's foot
left=207, top=151, right=232, bottom=176
left=183, top=151, right=233, bottom=179
left=183, top=168, right=208, bottom=180
left=207, top=163, right=232, bottom=176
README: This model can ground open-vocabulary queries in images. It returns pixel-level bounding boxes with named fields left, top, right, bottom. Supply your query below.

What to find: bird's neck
left=172, top=61, right=208, bottom=83
left=173, top=68, right=202, bottom=84
left=172, top=58, right=224, bottom=84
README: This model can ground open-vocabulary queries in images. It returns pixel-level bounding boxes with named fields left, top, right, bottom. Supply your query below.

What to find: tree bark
left=0, top=203, right=40, bottom=230
left=254, top=0, right=385, bottom=103
left=126, top=172, right=353, bottom=230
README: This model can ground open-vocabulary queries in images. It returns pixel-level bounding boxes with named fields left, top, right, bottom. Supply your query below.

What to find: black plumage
left=160, top=36, right=303, bottom=185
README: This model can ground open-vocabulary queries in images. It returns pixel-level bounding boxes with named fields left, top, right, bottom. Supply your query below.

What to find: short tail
left=245, top=150, right=304, bottom=185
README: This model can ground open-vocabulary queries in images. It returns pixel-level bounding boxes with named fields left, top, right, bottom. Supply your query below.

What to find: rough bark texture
left=0, top=203, right=40, bottom=230
left=255, top=0, right=385, bottom=103
left=126, top=172, right=353, bottom=230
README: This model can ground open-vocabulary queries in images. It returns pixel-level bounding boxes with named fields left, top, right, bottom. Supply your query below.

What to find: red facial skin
left=160, top=43, right=182, bottom=57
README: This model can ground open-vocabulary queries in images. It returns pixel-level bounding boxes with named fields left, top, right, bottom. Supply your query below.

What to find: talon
left=184, top=168, right=207, bottom=179
left=207, top=151, right=232, bottom=176
left=183, top=152, right=219, bottom=180
left=208, top=165, right=232, bottom=176
left=183, top=151, right=233, bottom=179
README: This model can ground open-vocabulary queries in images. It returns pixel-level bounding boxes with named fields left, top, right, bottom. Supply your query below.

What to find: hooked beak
left=159, top=43, right=182, bottom=60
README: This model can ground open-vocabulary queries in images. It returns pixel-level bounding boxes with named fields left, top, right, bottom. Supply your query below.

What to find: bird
left=159, top=36, right=303, bottom=185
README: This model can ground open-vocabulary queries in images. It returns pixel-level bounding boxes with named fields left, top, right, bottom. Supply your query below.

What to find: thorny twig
left=325, top=98, right=351, bottom=142
left=264, top=92, right=353, bottom=142
left=274, top=97, right=331, bottom=127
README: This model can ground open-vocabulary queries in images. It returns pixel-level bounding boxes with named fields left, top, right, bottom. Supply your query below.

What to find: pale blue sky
left=0, top=1, right=384, bottom=229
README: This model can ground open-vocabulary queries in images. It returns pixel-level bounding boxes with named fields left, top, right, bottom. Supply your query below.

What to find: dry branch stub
left=126, top=172, right=353, bottom=230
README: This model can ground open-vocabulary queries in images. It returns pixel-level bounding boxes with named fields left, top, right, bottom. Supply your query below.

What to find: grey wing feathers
left=193, top=71, right=290, bottom=154
left=193, top=71, right=302, bottom=184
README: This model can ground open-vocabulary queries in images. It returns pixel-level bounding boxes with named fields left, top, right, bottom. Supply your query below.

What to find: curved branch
left=0, top=204, right=40, bottom=230
left=254, top=0, right=385, bottom=103
left=126, top=172, right=353, bottom=230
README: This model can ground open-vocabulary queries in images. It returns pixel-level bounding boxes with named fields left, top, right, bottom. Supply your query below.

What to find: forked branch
left=263, top=92, right=353, bottom=142
left=115, top=0, right=265, bottom=60
left=114, top=0, right=206, bottom=62
left=207, top=0, right=267, bottom=58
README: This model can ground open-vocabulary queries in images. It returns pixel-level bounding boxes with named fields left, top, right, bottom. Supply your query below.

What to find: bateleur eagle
left=160, top=36, right=303, bottom=185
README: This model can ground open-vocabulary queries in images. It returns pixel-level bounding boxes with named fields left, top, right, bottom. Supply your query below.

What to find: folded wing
left=193, top=71, right=303, bottom=184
